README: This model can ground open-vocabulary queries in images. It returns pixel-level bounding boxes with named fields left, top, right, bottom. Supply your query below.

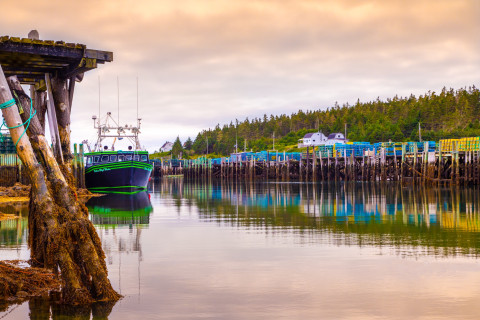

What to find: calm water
left=2, top=180, right=480, bottom=319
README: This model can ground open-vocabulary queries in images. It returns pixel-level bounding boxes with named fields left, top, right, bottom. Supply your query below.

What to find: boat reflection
left=86, top=191, right=153, bottom=226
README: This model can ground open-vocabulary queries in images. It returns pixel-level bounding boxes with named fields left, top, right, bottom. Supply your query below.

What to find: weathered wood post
left=413, top=144, right=418, bottom=183
left=1, top=68, right=119, bottom=304
left=299, top=153, right=303, bottom=182
left=454, top=141, right=459, bottom=185
left=393, top=145, right=398, bottom=181
left=50, top=75, right=74, bottom=168
left=350, top=151, right=354, bottom=181
left=327, top=150, right=331, bottom=180
left=306, top=147, right=310, bottom=182
left=401, top=143, right=406, bottom=184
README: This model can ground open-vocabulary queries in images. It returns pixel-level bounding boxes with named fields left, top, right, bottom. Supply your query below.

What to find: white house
left=298, top=132, right=348, bottom=147
left=298, top=132, right=328, bottom=147
left=325, top=133, right=347, bottom=145
left=160, top=141, right=174, bottom=152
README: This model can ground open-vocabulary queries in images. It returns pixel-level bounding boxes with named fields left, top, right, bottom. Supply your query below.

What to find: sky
left=1, top=0, right=479, bottom=152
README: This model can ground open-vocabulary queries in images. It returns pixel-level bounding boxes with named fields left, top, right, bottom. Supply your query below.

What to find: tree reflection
left=177, top=180, right=480, bottom=257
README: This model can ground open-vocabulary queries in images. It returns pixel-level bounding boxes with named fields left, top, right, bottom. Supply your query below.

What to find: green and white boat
left=85, top=112, right=152, bottom=194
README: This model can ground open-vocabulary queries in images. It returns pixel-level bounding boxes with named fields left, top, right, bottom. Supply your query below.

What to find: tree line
left=159, top=86, right=480, bottom=158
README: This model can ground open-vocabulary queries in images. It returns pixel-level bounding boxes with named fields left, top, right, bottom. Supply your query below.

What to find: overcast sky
left=1, top=0, right=479, bottom=151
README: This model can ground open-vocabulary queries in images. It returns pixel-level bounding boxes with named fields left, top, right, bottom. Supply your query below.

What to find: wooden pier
left=0, top=142, right=86, bottom=188
left=157, top=145, right=480, bottom=186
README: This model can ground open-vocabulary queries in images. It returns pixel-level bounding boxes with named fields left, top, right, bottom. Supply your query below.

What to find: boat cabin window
left=110, top=155, right=117, bottom=161
left=134, top=155, right=139, bottom=161
left=101, top=155, right=109, bottom=162
left=86, top=157, right=92, bottom=164
left=141, top=155, right=148, bottom=162
left=118, top=155, right=125, bottom=161
left=125, top=155, right=133, bottom=161
left=94, top=156, right=100, bottom=163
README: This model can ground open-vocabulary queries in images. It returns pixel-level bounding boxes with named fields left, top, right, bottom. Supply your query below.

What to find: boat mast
left=135, top=76, right=141, bottom=150
left=92, top=77, right=143, bottom=152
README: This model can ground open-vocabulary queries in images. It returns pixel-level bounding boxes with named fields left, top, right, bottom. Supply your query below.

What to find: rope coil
left=0, top=97, right=36, bottom=147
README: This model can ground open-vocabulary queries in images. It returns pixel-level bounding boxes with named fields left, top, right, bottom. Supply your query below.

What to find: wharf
left=154, top=146, right=480, bottom=186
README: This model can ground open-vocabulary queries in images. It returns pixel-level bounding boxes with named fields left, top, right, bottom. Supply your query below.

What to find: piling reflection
left=26, top=298, right=115, bottom=319
left=0, top=204, right=28, bottom=249
left=177, top=181, right=480, bottom=257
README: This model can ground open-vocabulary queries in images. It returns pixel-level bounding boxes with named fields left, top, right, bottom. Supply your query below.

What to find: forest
left=158, top=86, right=480, bottom=158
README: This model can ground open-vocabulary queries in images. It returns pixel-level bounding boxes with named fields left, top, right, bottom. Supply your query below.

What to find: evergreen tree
left=184, top=137, right=193, bottom=150
left=171, top=136, right=183, bottom=159
left=180, top=86, right=479, bottom=156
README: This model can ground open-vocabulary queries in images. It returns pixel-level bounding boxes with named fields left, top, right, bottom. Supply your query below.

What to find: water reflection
left=86, top=191, right=153, bottom=226
left=0, top=203, right=28, bottom=261
left=3, top=181, right=480, bottom=318
left=173, top=180, right=480, bottom=257
left=26, top=298, right=115, bottom=319
left=86, top=191, right=153, bottom=302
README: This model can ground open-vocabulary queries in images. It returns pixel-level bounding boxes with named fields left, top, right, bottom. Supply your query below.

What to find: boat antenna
left=136, top=76, right=139, bottom=121
left=117, top=76, right=120, bottom=125
left=98, top=75, right=101, bottom=123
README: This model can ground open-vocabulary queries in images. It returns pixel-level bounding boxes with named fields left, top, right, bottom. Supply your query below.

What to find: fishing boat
left=85, top=112, right=152, bottom=194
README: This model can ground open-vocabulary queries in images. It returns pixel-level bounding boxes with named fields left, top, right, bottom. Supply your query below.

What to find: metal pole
left=136, top=76, right=139, bottom=121
left=98, top=76, right=101, bottom=120
left=117, top=76, right=120, bottom=125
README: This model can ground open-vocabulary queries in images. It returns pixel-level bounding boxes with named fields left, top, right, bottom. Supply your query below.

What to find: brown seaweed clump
left=0, top=183, right=30, bottom=198
left=0, top=260, right=60, bottom=308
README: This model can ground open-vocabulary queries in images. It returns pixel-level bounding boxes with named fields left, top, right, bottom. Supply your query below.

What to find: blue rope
left=0, top=99, right=16, bottom=109
left=0, top=97, right=37, bottom=147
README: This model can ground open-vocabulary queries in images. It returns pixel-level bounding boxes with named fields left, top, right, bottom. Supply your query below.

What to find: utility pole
left=235, top=119, right=238, bottom=154
left=418, top=122, right=422, bottom=142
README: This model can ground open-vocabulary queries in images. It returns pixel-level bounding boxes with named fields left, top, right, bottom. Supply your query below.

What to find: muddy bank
left=0, top=183, right=97, bottom=204
left=0, top=183, right=30, bottom=203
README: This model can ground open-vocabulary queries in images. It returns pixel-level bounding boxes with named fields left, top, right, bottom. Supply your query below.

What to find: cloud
left=1, top=0, right=479, bottom=151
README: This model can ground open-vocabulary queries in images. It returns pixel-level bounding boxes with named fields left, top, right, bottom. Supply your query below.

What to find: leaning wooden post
left=3, top=68, right=120, bottom=304
left=0, top=78, right=41, bottom=184
left=51, top=75, right=73, bottom=167
left=44, top=73, right=63, bottom=164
